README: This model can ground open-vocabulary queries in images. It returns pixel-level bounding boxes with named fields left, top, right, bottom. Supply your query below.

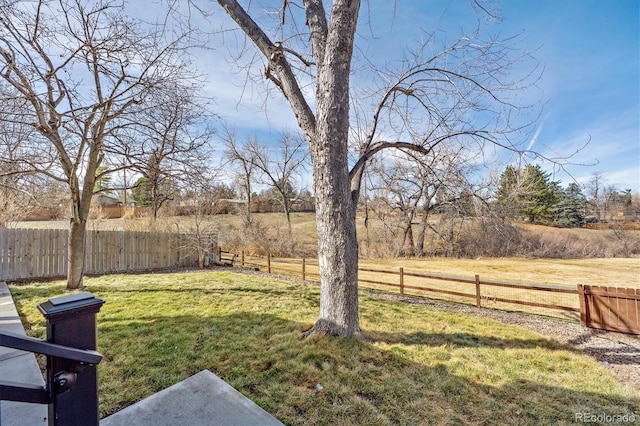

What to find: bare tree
left=245, top=131, right=308, bottom=233
left=367, top=147, right=477, bottom=257
left=214, top=1, right=542, bottom=338
left=110, top=86, right=216, bottom=223
left=223, top=128, right=258, bottom=226
left=367, top=155, right=426, bottom=256
left=172, top=181, right=221, bottom=269
left=0, top=0, right=200, bottom=289
left=586, top=172, right=606, bottom=222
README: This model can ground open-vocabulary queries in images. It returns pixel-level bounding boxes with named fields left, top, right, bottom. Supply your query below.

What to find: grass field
left=261, top=256, right=640, bottom=289
left=11, top=271, right=640, bottom=425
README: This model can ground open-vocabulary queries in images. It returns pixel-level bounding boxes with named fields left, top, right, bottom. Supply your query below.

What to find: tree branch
left=216, top=0, right=317, bottom=142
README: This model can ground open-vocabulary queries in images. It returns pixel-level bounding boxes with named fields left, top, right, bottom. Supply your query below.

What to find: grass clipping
left=12, top=271, right=640, bottom=425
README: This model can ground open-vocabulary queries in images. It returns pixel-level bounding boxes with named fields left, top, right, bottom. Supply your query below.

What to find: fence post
left=267, top=252, right=271, bottom=274
left=302, top=258, right=306, bottom=281
left=218, top=246, right=222, bottom=263
left=37, top=293, right=105, bottom=426
left=241, top=250, right=245, bottom=266
left=577, top=284, right=587, bottom=327
left=399, top=267, right=404, bottom=296
left=475, top=274, right=481, bottom=308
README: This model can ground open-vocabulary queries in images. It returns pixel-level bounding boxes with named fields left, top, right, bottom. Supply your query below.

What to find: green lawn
left=11, top=271, right=639, bottom=425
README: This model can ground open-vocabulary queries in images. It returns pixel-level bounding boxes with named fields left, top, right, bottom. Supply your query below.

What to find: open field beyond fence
left=233, top=251, right=640, bottom=328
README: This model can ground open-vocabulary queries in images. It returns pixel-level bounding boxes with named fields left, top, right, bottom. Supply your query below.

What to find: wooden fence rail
left=0, top=228, right=210, bottom=281
left=237, top=250, right=582, bottom=322
left=239, top=251, right=640, bottom=335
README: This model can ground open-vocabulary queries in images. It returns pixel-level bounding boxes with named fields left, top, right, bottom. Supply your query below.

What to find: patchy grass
left=11, top=271, right=639, bottom=425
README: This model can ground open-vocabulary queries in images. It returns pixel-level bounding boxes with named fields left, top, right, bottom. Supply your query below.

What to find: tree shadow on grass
left=365, top=329, right=562, bottom=351
left=94, top=311, right=640, bottom=425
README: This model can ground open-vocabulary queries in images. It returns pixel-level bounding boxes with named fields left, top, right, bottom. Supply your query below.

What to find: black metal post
left=38, top=293, right=105, bottom=426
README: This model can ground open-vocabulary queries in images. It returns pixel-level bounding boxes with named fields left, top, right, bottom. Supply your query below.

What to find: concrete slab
left=100, top=370, right=283, bottom=426
left=0, top=282, right=48, bottom=426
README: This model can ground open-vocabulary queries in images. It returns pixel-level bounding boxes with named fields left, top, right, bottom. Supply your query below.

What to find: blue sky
left=498, top=0, right=640, bottom=191
left=201, top=0, right=639, bottom=193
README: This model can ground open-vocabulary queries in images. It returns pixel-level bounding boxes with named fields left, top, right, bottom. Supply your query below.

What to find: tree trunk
left=67, top=181, right=93, bottom=289
left=307, top=148, right=361, bottom=338
left=67, top=216, right=87, bottom=289
left=407, top=218, right=415, bottom=256
left=303, top=0, right=362, bottom=339
left=416, top=207, right=430, bottom=256
left=244, top=177, right=252, bottom=226
left=66, top=145, right=99, bottom=289
left=284, top=201, right=292, bottom=235
left=398, top=211, right=416, bottom=257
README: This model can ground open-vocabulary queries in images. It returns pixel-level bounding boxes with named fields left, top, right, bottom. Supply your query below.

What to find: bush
left=221, top=219, right=304, bottom=257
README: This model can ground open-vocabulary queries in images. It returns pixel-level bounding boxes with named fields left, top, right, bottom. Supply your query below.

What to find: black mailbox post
left=38, top=293, right=105, bottom=426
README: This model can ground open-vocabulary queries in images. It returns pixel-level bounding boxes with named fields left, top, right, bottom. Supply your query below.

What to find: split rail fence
left=232, top=250, right=639, bottom=335
left=0, top=228, right=210, bottom=281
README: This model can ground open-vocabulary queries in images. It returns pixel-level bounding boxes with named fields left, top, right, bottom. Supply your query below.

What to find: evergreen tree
left=496, top=164, right=558, bottom=223
left=93, top=166, right=112, bottom=194
left=131, top=177, right=152, bottom=207
left=553, top=182, right=587, bottom=227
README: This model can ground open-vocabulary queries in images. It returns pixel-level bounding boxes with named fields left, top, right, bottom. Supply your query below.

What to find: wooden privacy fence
left=578, top=285, right=640, bottom=334
left=0, top=228, right=213, bottom=281
left=235, top=250, right=582, bottom=321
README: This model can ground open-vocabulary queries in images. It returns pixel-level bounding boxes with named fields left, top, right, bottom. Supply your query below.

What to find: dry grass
left=14, top=212, right=640, bottom=257
left=10, top=271, right=640, bottom=425
left=360, top=257, right=640, bottom=289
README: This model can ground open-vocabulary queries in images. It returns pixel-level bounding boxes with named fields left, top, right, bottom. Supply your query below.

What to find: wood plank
left=577, top=285, right=587, bottom=326
left=28, top=228, right=38, bottom=278
left=1, top=229, right=11, bottom=280
left=0, top=229, right=7, bottom=279
left=108, top=231, right=116, bottom=272
left=16, top=228, right=25, bottom=279
left=86, top=230, right=94, bottom=274
left=589, top=286, right=603, bottom=327
left=58, top=229, right=67, bottom=278
left=623, top=288, right=639, bottom=333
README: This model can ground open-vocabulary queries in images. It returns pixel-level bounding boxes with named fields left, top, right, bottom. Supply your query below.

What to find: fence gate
left=578, top=285, right=640, bottom=335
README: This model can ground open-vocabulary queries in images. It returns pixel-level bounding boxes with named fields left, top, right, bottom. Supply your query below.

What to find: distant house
left=93, top=194, right=123, bottom=218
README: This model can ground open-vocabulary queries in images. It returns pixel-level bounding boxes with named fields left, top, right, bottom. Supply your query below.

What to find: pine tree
left=497, top=164, right=558, bottom=223
left=553, top=182, right=587, bottom=227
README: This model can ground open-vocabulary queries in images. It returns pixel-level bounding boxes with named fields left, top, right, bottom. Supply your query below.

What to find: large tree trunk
left=284, top=200, right=292, bottom=235
left=416, top=207, right=430, bottom=257
left=304, top=0, right=362, bottom=339
left=308, top=142, right=361, bottom=338
left=66, top=148, right=99, bottom=290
